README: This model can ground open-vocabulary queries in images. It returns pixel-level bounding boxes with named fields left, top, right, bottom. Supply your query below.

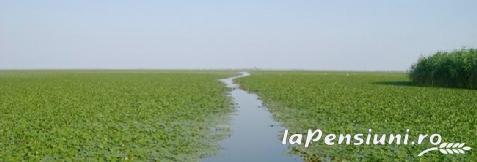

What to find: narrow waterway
left=203, top=72, right=301, bottom=162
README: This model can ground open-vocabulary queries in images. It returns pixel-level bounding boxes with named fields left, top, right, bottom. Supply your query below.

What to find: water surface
left=203, top=72, right=301, bottom=162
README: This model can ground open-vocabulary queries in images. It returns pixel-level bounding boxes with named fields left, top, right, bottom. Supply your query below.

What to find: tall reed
left=410, top=48, right=477, bottom=89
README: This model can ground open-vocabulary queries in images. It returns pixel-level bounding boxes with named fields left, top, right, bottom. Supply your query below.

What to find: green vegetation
left=410, top=48, right=477, bottom=89
left=238, top=71, right=477, bottom=161
left=0, top=71, right=232, bottom=161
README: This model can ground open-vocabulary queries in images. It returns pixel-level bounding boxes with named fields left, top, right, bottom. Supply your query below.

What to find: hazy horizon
left=1, top=0, right=476, bottom=71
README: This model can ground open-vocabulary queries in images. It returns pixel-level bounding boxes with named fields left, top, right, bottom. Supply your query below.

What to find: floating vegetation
left=237, top=71, right=477, bottom=161
left=0, top=71, right=232, bottom=161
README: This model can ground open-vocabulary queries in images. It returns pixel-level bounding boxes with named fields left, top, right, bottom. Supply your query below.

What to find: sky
left=1, top=0, right=476, bottom=71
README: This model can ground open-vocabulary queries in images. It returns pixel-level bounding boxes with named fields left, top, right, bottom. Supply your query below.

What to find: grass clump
left=410, top=48, right=477, bottom=89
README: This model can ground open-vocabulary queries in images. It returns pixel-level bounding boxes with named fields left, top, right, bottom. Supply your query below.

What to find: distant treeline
left=410, top=48, right=477, bottom=89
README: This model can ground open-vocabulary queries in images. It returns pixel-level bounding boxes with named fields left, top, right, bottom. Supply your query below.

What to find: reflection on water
left=203, top=72, right=301, bottom=162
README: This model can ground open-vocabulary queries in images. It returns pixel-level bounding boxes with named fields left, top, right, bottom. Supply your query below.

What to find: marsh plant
left=0, top=71, right=232, bottom=161
left=410, top=48, right=477, bottom=89
left=237, top=71, right=477, bottom=161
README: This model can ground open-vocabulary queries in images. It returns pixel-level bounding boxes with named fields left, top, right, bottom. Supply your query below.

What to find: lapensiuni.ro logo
left=282, top=129, right=472, bottom=157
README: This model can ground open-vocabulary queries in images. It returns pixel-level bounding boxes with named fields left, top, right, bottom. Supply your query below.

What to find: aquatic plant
left=410, top=48, right=477, bottom=89
left=238, top=71, right=477, bottom=161
left=0, top=71, right=232, bottom=161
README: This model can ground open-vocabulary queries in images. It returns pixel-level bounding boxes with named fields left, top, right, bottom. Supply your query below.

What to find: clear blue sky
left=1, top=0, right=476, bottom=70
